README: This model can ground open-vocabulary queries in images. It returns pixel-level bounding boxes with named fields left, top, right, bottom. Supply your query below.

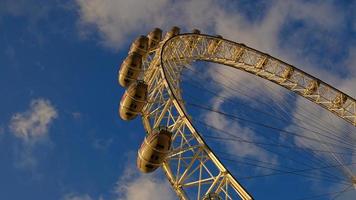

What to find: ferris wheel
left=117, top=27, right=356, bottom=200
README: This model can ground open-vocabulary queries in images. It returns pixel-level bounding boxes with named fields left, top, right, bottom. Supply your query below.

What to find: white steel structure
left=125, top=31, right=356, bottom=200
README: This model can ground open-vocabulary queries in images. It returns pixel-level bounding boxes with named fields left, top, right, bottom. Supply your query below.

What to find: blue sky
left=0, top=0, right=355, bottom=200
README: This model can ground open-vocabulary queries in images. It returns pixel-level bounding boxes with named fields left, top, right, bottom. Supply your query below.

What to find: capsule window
left=124, top=79, right=130, bottom=83
left=126, top=112, right=133, bottom=117
left=135, top=94, right=142, bottom=99
left=150, top=155, right=159, bottom=161
left=145, top=164, right=154, bottom=169
left=157, top=144, right=164, bottom=149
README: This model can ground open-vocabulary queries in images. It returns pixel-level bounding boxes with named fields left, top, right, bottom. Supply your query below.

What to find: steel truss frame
left=139, top=33, right=356, bottom=200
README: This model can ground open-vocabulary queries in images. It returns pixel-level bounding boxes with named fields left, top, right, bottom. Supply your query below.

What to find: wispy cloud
left=204, top=90, right=278, bottom=164
left=76, top=0, right=170, bottom=47
left=115, top=161, right=175, bottom=200
left=9, top=98, right=57, bottom=142
left=9, top=98, right=57, bottom=169
left=75, top=0, right=238, bottom=49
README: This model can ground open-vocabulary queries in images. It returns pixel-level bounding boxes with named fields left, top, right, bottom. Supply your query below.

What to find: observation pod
left=147, top=28, right=162, bottom=50
left=119, top=81, right=148, bottom=120
left=164, top=26, right=180, bottom=40
left=192, top=29, right=201, bottom=34
left=137, top=127, right=172, bottom=173
left=118, top=52, right=143, bottom=87
left=129, top=35, right=149, bottom=56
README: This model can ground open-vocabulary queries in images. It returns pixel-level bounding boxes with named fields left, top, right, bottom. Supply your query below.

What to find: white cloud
left=115, top=163, right=175, bottom=200
left=76, top=0, right=244, bottom=49
left=204, top=91, right=278, bottom=163
left=282, top=1, right=343, bottom=30
left=9, top=98, right=57, bottom=142
left=75, top=0, right=346, bottom=56
left=214, top=0, right=346, bottom=70
left=116, top=176, right=175, bottom=200
left=76, top=0, right=170, bottom=48
left=9, top=98, right=57, bottom=170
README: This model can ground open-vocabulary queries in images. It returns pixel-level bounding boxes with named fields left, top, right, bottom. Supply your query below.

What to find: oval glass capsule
left=164, top=26, right=180, bottom=40
left=129, top=35, right=149, bottom=56
left=137, top=127, right=172, bottom=173
left=119, top=81, right=148, bottom=120
left=118, top=52, right=143, bottom=87
left=192, top=29, right=201, bottom=34
left=147, top=28, right=162, bottom=50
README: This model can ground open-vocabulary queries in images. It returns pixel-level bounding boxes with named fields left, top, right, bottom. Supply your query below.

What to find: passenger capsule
left=147, top=28, right=162, bottom=50
left=129, top=35, right=149, bottom=56
left=137, top=127, right=172, bottom=173
left=164, top=26, right=180, bottom=40
left=119, top=81, right=148, bottom=120
left=118, top=52, right=143, bottom=87
left=192, top=29, right=201, bottom=34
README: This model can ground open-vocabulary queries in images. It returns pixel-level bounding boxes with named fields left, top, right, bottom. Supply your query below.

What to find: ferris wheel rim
left=160, top=33, right=356, bottom=128
left=154, top=33, right=356, bottom=199
left=127, top=31, right=356, bottom=199
left=168, top=33, right=355, bottom=99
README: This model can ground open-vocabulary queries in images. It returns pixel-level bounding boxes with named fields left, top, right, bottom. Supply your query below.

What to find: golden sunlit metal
left=118, top=27, right=356, bottom=200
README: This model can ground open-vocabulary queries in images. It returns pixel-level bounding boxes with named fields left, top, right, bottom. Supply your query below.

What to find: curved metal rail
left=141, top=33, right=356, bottom=200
